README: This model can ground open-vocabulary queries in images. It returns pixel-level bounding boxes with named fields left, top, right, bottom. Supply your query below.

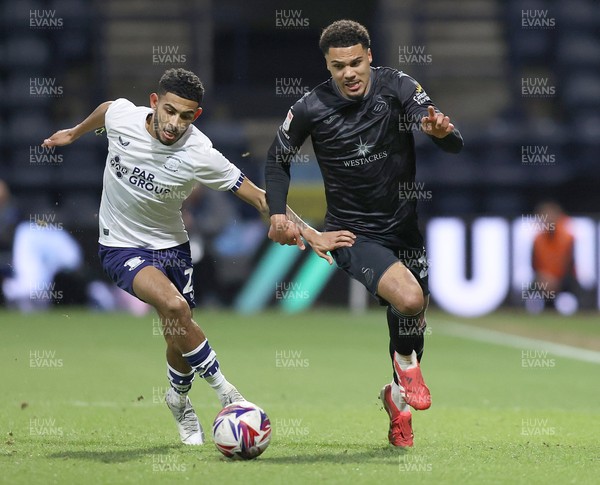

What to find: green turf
left=1, top=308, right=599, bottom=484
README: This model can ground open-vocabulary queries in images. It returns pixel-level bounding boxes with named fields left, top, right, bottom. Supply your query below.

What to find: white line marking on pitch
left=436, top=320, right=600, bottom=365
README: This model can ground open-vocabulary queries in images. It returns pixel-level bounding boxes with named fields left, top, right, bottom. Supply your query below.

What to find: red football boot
left=393, top=353, right=431, bottom=410
left=379, top=384, right=413, bottom=447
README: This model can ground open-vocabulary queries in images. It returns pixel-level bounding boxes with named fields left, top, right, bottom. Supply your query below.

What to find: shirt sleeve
left=395, top=72, right=433, bottom=121
left=193, top=144, right=244, bottom=192
left=104, top=98, right=135, bottom=134
left=395, top=72, right=464, bottom=153
left=264, top=96, right=312, bottom=215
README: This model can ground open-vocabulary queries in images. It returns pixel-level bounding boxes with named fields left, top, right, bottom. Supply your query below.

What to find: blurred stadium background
left=0, top=0, right=599, bottom=316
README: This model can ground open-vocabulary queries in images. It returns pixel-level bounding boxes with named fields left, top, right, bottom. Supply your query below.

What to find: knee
left=390, top=285, right=424, bottom=315
left=161, top=295, right=191, bottom=322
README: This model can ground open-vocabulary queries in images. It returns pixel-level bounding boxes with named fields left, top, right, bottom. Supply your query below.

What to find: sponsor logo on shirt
left=343, top=151, right=387, bottom=167
left=128, top=167, right=173, bottom=196
left=323, top=113, right=340, bottom=125
left=110, top=155, right=175, bottom=196
left=342, top=136, right=387, bottom=167
left=118, top=136, right=130, bottom=147
left=354, top=136, right=374, bottom=157
left=110, top=155, right=128, bottom=178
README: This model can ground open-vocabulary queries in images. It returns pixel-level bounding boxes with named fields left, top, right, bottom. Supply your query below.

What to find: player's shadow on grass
left=261, top=444, right=408, bottom=465
left=48, top=444, right=180, bottom=464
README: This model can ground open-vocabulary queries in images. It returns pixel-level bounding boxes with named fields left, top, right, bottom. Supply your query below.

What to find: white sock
left=391, top=381, right=410, bottom=412
left=204, top=370, right=232, bottom=397
left=394, top=350, right=418, bottom=371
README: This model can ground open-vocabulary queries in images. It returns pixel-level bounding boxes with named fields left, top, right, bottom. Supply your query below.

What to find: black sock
left=387, top=306, right=426, bottom=382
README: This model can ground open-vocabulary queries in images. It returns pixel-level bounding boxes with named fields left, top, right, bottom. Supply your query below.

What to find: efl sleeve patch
left=282, top=110, right=294, bottom=132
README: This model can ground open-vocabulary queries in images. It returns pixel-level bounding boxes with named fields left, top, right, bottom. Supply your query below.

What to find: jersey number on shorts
left=183, top=268, right=194, bottom=296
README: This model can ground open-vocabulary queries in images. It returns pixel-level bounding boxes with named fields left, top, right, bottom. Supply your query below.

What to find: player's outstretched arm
left=421, top=106, right=454, bottom=138
left=235, top=178, right=307, bottom=250
left=269, top=213, right=304, bottom=249
left=42, top=101, right=113, bottom=147
left=233, top=177, right=270, bottom=216
left=267, top=203, right=356, bottom=264
left=420, top=105, right=463, bottom=153
left=282, top=206, right=356, bottom=265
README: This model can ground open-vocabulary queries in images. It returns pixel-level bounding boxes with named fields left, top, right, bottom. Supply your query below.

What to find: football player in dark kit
left=265, top=20, right=463, bottom=447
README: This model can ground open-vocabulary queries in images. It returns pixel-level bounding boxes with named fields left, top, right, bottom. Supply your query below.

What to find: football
left=212, top=402, right=272, bottom=460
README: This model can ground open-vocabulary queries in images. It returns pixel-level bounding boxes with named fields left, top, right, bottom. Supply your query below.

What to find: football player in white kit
left=42, top=68, right=355, bottom=445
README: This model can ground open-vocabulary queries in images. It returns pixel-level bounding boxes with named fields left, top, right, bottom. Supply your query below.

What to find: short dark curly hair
left=158, top=68, right=204, bottom=106
left=319, top=19, right=370, bottom=54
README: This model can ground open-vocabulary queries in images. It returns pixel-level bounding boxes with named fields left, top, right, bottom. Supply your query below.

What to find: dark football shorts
left=98, top=241, right=196, bottom=308
left=331, top=235, right=429, bottom=306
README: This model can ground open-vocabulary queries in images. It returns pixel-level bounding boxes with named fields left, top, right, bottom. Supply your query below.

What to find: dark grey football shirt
left=265, top=66, right=463, bottom=247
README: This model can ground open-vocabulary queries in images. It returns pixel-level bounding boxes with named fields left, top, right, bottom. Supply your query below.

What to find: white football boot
left=218, top=384, right=246, bottom=407
left=165, top=388, right=205, bottom=445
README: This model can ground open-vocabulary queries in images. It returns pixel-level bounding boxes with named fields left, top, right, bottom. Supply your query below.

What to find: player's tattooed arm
left=42, top=101, right=113, bottom=147
left=282, top=206, right=356, bottom=265
left=237, top=179, right=330, bottom=258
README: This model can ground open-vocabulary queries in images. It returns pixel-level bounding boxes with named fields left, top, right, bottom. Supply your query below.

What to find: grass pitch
left=1, top=308, right=599, bottom=484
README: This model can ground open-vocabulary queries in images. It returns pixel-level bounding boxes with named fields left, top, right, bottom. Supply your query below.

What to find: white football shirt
left=98, top=98, right=243, bottom=249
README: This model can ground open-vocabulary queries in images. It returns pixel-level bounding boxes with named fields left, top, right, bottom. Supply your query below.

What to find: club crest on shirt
left=371, top=95, right=388, bottom=114
left=164, top=155, right=183, bottom=172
